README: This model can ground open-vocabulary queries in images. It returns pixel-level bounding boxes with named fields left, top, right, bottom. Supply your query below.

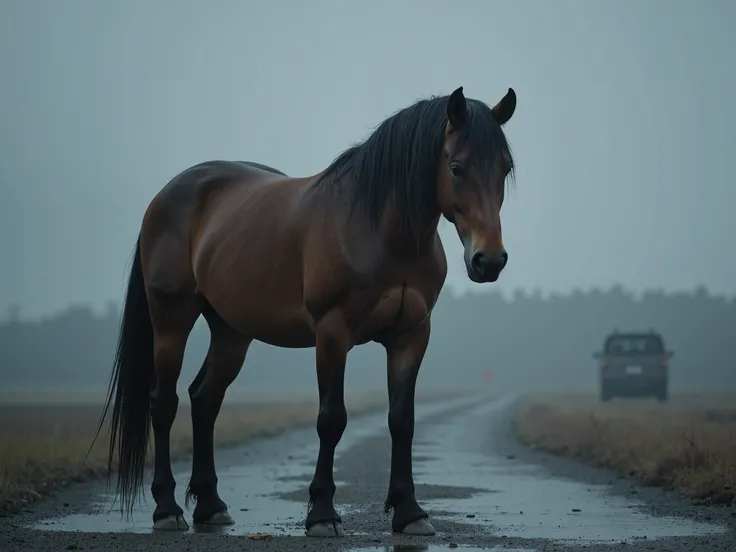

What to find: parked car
left=593, top=330, right=673, bottom=402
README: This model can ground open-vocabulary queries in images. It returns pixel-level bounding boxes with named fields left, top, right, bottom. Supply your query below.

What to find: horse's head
left=436, top=86, right=516, bottom=283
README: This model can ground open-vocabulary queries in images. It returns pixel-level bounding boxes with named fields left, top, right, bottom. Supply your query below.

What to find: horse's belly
left=249, top=317, right=317, bottom=348
left=204, top=276, right=429, bottom=349
left=202, top=275, right=317, bottom=348
left=194, top=229, right=318, bottom=347
left=218, top=300, right=317, bottom=348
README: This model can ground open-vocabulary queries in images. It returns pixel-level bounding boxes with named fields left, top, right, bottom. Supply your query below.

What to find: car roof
left=604, top=330, right=663, bottom=339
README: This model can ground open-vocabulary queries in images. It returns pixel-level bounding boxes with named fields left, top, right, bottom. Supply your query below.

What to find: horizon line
left=2, top=282, right=734, bottom=325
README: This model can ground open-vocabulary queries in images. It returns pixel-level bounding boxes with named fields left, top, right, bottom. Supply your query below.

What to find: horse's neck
left=379, top=204, right=442, bottom=260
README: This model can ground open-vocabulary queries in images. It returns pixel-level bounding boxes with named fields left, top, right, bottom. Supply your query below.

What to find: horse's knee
left=316, top=403, right=348, bottom=445
left=388, top=407, right=414, bottom=441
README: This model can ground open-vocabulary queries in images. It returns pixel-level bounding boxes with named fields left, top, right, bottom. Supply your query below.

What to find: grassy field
left=514, top=393, right=736, bottom=506
left=0, top=387, right=467, bottom=516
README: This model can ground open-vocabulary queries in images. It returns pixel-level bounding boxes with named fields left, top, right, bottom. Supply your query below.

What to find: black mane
left=311, top=93, right=514, bottom=241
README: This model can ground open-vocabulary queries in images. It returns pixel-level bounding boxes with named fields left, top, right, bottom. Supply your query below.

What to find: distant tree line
left=0, top=286, right=734, bottom=395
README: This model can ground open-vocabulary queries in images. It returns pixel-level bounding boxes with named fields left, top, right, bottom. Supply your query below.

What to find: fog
left=1, top=286, right=733, bottom=403
left=1, top=1, right=734, bottom=401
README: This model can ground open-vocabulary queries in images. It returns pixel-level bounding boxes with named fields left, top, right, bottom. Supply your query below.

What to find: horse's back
left=236, top=161, right=287, bottom=176
left=145, top=160, right=286, bottom=226
left=158, top=159, right=284, bottom=199
left=139, top=160, right=291, bottom=292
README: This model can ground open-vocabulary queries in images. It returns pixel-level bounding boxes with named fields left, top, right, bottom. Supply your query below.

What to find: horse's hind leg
left=186, top=308, right=251, bottom=525
left=147, top=288, right=204, bottom=531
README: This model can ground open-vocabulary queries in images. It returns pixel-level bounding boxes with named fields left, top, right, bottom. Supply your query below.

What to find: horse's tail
left=88, top=235, right=154, bottom=517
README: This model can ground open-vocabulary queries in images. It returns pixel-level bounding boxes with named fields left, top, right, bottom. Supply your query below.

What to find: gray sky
left=1, top=0, right=734, bottom=319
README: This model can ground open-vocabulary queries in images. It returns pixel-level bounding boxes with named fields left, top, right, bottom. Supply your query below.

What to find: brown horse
left=92, top=85, right=517, bottom=537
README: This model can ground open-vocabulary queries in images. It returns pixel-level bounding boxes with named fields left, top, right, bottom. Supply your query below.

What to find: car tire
left=656, top=386, right=668, bottom=403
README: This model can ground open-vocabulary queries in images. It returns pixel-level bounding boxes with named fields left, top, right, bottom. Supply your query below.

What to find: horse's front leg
left=383, top=319, right=436, bottom=535
left=305, top=308, right=351, bottom=537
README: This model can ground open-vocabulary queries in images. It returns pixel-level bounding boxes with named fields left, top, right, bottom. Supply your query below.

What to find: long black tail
left=88, top=236, right=154, bottom=518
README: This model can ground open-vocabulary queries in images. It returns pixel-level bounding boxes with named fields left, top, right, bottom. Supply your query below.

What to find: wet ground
left=1, top=394, right=734, bottom=551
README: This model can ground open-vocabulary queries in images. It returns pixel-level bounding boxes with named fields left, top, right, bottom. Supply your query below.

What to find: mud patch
left=347, top=545, right=537, bottom=552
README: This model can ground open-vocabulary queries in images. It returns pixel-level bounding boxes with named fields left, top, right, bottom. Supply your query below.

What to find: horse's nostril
left=470, top=251, right=486, bottom=273
left=470, top=250, right=508, bottom=276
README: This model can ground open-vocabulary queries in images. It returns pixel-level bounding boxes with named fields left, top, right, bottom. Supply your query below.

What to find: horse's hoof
left=305, top=521, right=345, bottom=537
left=153, top=514, right=190, bottom=531
left=197, top=510, right=235, bottom=526
left=399, top=518, right=436, bottom=536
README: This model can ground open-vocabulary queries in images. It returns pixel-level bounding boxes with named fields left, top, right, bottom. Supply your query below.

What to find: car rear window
left=604, top=335, right=664, bottom=355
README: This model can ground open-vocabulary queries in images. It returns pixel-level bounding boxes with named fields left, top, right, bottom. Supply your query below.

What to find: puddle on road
left=32, top=454, right=313, bottom=536
left=29, top=395, right=729, bottom=546
left=347, top=546, right=535, bottom=552
left=410, top=400, right=728, bottom=545
left=29, top=396, right=486, bottom=537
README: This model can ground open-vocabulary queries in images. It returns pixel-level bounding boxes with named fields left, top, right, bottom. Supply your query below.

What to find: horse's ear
left=491, top=88, right=516, bottom=125
left=447, top=86, right=468, bottom=130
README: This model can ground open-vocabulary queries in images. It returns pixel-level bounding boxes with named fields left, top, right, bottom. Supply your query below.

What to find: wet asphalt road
left=1, top=394, right=735, bottom=552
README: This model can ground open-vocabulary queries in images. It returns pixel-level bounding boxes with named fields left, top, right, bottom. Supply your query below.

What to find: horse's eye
left=450, top=165, right=465, bottom=178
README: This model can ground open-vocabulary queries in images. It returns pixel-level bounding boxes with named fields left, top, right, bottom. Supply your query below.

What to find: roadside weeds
left=514, top=394, right=736, bottom=507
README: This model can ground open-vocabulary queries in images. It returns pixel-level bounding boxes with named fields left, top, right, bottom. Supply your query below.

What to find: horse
left=91, top=85, right=517, bottom=538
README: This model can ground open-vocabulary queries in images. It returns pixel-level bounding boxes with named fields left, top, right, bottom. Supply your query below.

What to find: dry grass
left=0, top=388, right=464, bottom=515
left=514, top=393, right=736, bottom=506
